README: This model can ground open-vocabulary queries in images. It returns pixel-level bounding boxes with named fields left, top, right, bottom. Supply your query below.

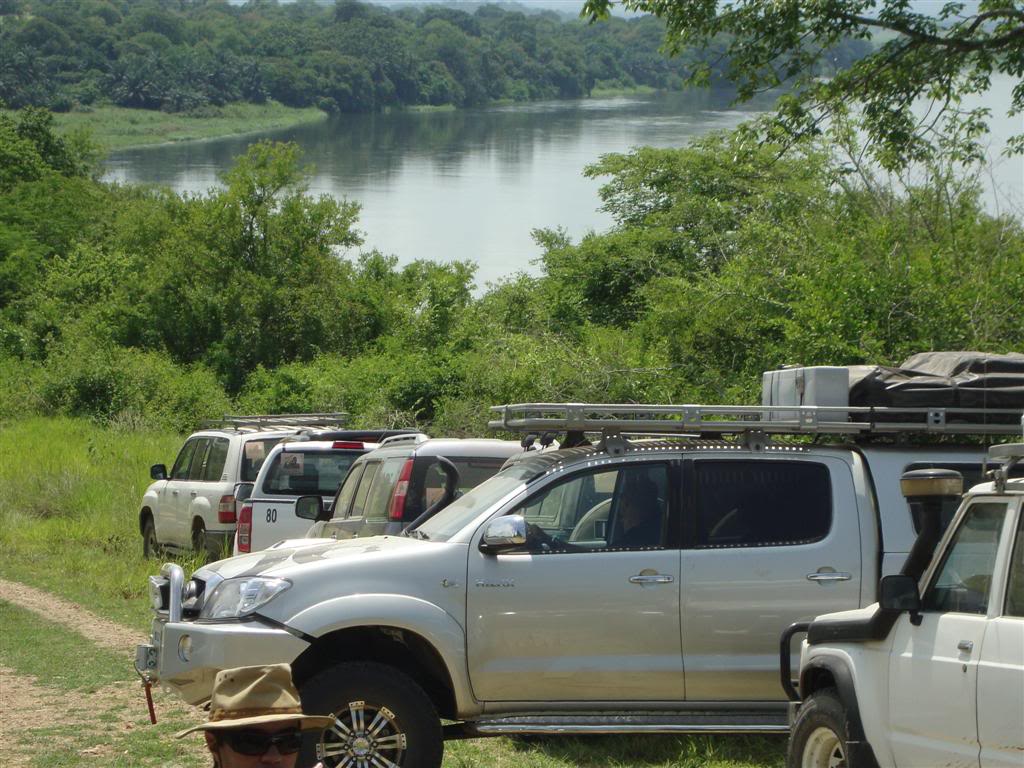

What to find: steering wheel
left=569, top=498, right=612, bottom=543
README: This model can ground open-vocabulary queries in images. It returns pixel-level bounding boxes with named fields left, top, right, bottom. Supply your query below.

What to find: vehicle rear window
left=693, top=460, right=832, bottom=548
left=240, top=438, right=285, bottom=482
left=363, top=458, right=408, bottom=522
left=261, top=450, right=362, bottom=496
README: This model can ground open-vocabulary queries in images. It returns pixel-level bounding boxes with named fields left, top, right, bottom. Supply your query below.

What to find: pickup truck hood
left=195, top=535, right=427, bottom=581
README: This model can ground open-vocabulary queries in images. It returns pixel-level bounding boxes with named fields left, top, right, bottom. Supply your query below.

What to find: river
left=104, top=85, right=1021, bottom=288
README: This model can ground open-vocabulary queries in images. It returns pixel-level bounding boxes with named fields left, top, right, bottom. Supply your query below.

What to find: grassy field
left=0, top=416, right=786, bottom=768
left=47, top=102, right=327, bottom=151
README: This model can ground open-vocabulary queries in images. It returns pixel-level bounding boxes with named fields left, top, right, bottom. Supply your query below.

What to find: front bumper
left=137, top=616, right=309, bottom=705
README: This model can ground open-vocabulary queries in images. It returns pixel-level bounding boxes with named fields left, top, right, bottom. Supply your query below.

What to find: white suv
left=139, top=415, right=345, bottom=560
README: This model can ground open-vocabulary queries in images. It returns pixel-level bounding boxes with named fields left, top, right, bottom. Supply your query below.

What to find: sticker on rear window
left=281, top=452, right=305, bottom=475
left=244, top=441, right=266, bottom=460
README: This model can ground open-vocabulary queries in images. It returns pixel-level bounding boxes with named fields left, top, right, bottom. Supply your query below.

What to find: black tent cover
left=849, top=351, right=1024, bottom=410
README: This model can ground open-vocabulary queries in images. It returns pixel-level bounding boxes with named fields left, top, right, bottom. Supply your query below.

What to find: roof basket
left=199, top=413, right=349, bottom=432
left=488, top=402, right=1024, bottom=439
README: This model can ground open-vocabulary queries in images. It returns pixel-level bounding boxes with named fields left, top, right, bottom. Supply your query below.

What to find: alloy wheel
left=318, top=699, right=407, bottom=767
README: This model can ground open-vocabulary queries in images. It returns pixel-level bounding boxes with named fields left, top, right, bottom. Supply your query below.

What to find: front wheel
left=300, top=661, right=443, bottom=768
left=787, top=688, right=851, bottom=768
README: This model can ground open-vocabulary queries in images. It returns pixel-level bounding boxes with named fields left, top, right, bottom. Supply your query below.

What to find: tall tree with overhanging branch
left=582, top=0, right=1024, bottom=169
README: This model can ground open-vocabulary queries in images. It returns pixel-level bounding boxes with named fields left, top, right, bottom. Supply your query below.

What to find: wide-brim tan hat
left=176, top=664, right=335, bottom=737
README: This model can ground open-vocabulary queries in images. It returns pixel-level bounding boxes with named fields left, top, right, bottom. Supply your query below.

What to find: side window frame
left=349, top=461, right=381, bottom=520
left=203, top=438, right=230, bottom=482
left=1002, top=500, right=1024, bottom=618
left=507, top=460, right=676, bottom=555
left=187, top=438, right=212, bottom=482
left=171, top=439, right=200, bottom=481
left=332, top=463, right=366, bottom=521
left=685, top=458, right=833, bottom=550
left=921, top=500, right=1009, bottom=616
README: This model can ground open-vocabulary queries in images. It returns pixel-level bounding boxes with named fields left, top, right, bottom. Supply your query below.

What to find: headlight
left=199, top=577, right=291, bottom=620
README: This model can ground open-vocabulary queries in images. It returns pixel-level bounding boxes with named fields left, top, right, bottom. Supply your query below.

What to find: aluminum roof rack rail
left=488, top=403, right=1024, bottom=438
left=199, top=413, right=349, bottom=432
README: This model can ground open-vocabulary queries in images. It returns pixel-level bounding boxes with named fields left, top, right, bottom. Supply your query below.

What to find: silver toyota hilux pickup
left=137, top=398, right=1023, bottom=768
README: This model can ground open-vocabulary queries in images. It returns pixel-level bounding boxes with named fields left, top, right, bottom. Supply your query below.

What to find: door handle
left=171, top=490, right=179, bottom=496
left=629, top=574, right=674, bottom=584
left=806, top=572, right=852, bottom=582
left=957, top=640, right=974, bottom=653
left=190, top=491, right=197, bottom=498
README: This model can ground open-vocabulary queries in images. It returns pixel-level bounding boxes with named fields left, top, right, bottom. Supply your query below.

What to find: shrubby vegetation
left=0, top=0, right=869, bottom=114
left=1, top=107, right=1021, bottom=434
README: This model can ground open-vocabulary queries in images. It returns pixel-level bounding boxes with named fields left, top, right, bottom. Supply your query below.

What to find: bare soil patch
left=0, top=579, right=146, bottom=654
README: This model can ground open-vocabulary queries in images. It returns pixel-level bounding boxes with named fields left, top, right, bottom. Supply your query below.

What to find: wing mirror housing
left=880, top=574, right=923, bottom=625
left=150, top=464, right=168, bottom=480
left=480, top=515, right=527, bottom=554
left=295, top=495, right=324, bottom=522
left=233, top=482, right=254, bottom=516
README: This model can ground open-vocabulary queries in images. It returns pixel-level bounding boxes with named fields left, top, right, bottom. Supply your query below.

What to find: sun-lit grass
left=47, top=102, right=327, bottom=151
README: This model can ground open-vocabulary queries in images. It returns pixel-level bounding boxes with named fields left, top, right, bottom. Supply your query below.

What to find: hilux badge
left=475, top=579, right=515, bottom=588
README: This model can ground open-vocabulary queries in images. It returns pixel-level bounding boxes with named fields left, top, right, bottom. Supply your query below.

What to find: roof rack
left=488, top=403, right=1024, bottom=438
left=199, top=413, right=349, bottom=432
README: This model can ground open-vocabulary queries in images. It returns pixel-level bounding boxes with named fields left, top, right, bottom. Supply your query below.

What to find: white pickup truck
left=784, top=443, right=1024, bottom=768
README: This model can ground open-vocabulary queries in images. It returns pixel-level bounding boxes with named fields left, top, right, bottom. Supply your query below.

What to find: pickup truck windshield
left=414, top=470, right=529, bottom=542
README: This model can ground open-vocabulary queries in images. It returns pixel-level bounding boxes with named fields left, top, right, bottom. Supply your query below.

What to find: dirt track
left=0, top=579, right=205, bottom=767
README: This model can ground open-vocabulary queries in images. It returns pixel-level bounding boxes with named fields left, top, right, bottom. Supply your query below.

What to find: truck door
left=889, top=500, right=1014, bottom=767
left=160, top=437, right=201, bottom=547
left=680, top=456, right=862, bottom=700
left=978, top=499, right=1024, bottom=767
left=467, top=462, right=684, bottom=702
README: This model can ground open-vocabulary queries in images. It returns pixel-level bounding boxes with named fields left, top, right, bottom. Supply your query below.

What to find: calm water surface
left=104, top=91, right=765, bottom=286
left=105, top=85, right=1022, bottom=287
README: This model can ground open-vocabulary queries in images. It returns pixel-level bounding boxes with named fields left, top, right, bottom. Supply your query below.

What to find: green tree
left=584, top=0, right=1024, bottom=168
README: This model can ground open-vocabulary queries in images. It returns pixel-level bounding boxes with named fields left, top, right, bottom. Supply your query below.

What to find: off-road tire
left=191, top=521, right=211, bottom=563
left=299, top=661, right=444, bottom=768
left=142, top=515, right=159, bottom=559
left=787, top=688, right=852, bottom=768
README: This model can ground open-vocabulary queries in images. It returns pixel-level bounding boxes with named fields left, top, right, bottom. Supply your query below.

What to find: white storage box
left=762, top=366, right=849, bottom=422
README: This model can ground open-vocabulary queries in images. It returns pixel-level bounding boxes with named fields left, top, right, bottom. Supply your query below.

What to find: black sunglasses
left=221, top=728, right=303, bottom=756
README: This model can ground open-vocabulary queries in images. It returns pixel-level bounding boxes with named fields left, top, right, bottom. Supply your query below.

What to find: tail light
left=388, top=459, right=415, bottom=522
left=332, top=441, right=364, bottom=450
left=217, top=494, right=236, bottom=524
left=237, top=504, right=253, bottom=553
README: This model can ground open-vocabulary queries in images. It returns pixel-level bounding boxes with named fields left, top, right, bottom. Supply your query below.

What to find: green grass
left=0, top=416, right=785, bottom=767
left=47, top=102, right=327, bottom=151
left=589, top=85, right=659, bottom=98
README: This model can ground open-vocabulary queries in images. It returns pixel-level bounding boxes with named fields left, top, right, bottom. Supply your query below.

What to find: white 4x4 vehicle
left=139, top=414, right=345, bottom=560
left=786, top=444, right=1024, bottom=768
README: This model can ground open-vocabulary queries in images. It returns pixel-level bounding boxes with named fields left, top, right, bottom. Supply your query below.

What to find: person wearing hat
left=177, top=663, right=335, bottom=768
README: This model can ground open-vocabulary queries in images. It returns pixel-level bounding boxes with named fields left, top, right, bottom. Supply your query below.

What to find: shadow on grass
left=507, top=733, right=787, bottom=767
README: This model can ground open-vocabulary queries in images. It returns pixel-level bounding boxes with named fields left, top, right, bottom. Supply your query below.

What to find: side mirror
left=480, top=515, right=527, bottom=553
left=295, top=495, right=324, bottom=521
left=233, top=482, right=254, bottom=516
left=150, top=464, right=168, bottom=480
left=880, top=574, right=922, bottom=614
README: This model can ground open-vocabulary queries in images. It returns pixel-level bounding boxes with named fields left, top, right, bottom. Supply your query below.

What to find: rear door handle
left=806, top=572, right=852, bottom=582
left=957, top=640, right=974, bottom=653
left=629, top=574, right=674, bottom=584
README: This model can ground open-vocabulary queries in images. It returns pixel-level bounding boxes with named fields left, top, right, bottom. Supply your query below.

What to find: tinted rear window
left=261, top=450, right=362, bottom=496
left=241, top=438, right=285, bottom=482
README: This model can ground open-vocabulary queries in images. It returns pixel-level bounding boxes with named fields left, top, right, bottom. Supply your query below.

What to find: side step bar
left=456, top=712, right=789, bottom=737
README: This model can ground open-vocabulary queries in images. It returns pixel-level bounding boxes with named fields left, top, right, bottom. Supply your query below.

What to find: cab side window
left=693, top=461, right=832, bottom=548
left=203, top=438, right=230, bottom=482
left=171, top=439, right=200, bottom=481
left=187, top=438, right=212, bottom=481
left=923, top=502, right=1008, bottom=615
left=363, top=458, right=407, bottom=522
left=1003, top=507, right=1024, bottom=618
left=349, top=462, right=380, bottom=520
left=512, top=464, right=669, bottom=553
left=332, top=464, right=365, bottom=521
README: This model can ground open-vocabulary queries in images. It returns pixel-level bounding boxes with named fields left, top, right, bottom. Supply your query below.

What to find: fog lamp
left=178, top=635, right=193, bottom=663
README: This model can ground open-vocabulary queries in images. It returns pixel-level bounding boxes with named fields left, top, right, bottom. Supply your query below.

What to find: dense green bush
left=1, top=107, right=1021, bottom=436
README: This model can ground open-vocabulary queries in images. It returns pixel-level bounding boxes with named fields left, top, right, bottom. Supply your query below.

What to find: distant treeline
left=0, top=0, right=871, bottom=113
left=2, top=108, right=1021, bottom=434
